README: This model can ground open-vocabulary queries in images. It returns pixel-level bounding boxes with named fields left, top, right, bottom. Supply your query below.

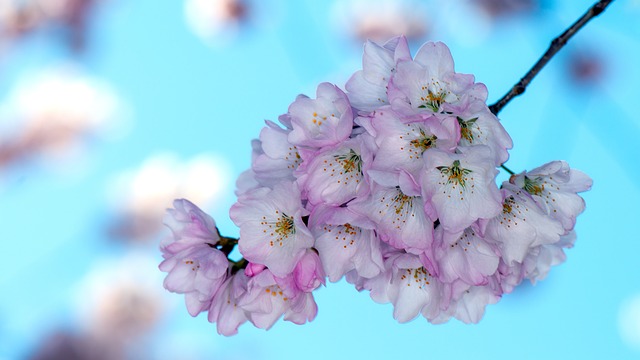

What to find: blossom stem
left=488, top=0, right=614, bottom=115
left=501, top=164, right=515, bottom=175
left=231, top=258, right=248, bottom=274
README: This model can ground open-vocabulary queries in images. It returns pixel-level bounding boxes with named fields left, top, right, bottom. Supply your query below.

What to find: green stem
left=501, top=164, right=515, bottom=175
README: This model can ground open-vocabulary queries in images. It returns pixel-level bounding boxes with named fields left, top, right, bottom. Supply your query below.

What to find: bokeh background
left=1, top=0, right=639, bottom=359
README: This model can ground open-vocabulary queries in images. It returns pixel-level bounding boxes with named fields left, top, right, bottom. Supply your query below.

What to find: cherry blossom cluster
left=159, top=37, right=592, bottom=335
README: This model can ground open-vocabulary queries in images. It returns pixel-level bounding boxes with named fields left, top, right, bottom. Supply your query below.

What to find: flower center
left=400, top=267, right=432, bottom=289
left=437, top=160, right=473, bottom=189
left=334, top=149, right=362, bottom=174
left=523, top=176, right=544, bottom=196
left=409, top=128, right=437, bottom=154
left=262, top=211, right=296, bottom=247
left=265, top=286, right=288, bottom=301
left=391, top=189, right=414, bottom=215
left=457, top=116, right=478, bottom=143
left=184, top=259, right=201, bottom=272
left=419, top=85, right=448, bottom=112
left=275, top=213, right=295, bottom=238
left=312, top=111, right=335, bottom=126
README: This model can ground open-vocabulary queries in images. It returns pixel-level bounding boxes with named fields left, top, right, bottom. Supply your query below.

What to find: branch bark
left=489, top=0, right=614, bottom=116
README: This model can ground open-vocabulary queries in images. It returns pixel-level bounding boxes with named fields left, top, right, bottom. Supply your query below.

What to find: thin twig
left=500, top=164, right=515, bottom=175
left=489, top=0, right=614, bottom=115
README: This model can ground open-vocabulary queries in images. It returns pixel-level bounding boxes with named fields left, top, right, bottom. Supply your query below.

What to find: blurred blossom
left=470, top=0, right=541, bottom=19
left=72, top=253, right=167, bottom=358
left=26, top=331, right=110, bottom=360
left=0, top=67, right=123, bottom=171
left=0, top=0, right=99, bottom=51
left=184, top=0, right=250, bottom=45
left=565, top=48, right=605, bottom=89
left=331, top=0, right=429, bottom=44
left=107, top=153, right=232, bottom=242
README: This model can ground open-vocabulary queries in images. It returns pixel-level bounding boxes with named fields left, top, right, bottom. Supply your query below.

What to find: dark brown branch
left=489, top=0, right=614, bottom=115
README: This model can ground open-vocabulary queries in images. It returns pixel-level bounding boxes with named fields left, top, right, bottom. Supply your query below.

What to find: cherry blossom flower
left=208, top=271, right=249, bottom=336
left=345, top=36, right=411, bottom=112
left=349, top=170, right=435, bottom=255
left=239, top=269, right=318, bottom=329
left=434, top=226, right=500, bottom=285
left=297, top=135, right=374, bottom=206
left=482, top=183, right=565, bottom=265
left=443, top=93, right=512, bottom=166
left=252, top=120, right=301, bottom=187
left=160, top=199, right=230, bottom=316
left=388, top=42, right=482, bottom=116
left=509, top=160, right=592, bottom=231
left=367, top=108, right=459, bottom=178
left=422, top=146, right=502, bottom=233
left=310, top=205, right=384, bottom=282
left=288, top=82, right=354, bottom=149
left=362, top=252, right=443, bottom=323
left=230, top=182, right=314, bottom=277
left=434, top=280, right=501, bottom=324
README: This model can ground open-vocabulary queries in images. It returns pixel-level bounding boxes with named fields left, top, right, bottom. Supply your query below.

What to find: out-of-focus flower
left=0, top=0, right=99, bottom=51
left=184, top=0, right=250, bottom=44
left=331, top=0, right=429, bottom=44
left=107, top=153, right=232, bottom=242
left=26, top=331, right=111, bottom=360
left=73, top=253, right=167, bottom=358
left=0, top=67, right=122, bottom=170
left=565, top=48, right=606, bottom=89
left=470, top=0, right=541, bottom=19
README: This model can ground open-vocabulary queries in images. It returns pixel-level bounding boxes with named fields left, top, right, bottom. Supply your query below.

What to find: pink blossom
left=387, top=42, right=482, bottom=115
left=510, top=160, right=592, bottom=231
left=434, top=280, right=501, bottom=324
left=239, top=270, right=318, bottom=329
left=361, top=252, right=443, bottom=323
left=434, top=226, right=500, bottom=285
left=345, top=36, right=411, bottom=112
left=161, top=199, right=220, bottom=253
left=279, top=249, right=326, bottom=293
left=244, top=262, right=266, bottom=277
left=349, top=171, right=435, bottom=255
left=252, top=120, right=302, bottom=187
left=159, top=244, right=229, bottom=317
left=297, top=135, right=374, bottom=206
left=367, top=108, right=459, bottom=178
left=443, top=94, right=513, bottom=166
left=159, top=199, right=230, bottom=316
left=230, top=182, right=314, bottom=277
left=422, top=146, right=502, bottom=233
left=481, top=183, right=565, bottom=265
left=310, top=205, right=384, bottom=282
left=287, top=83, right=354, bottom=148
left=208, top=272, right=250, bottom=336
left=522, top=231, right=576, bottom=284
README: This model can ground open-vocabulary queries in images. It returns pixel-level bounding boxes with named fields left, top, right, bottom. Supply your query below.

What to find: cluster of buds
left=159, top=37, right=591, bottom=335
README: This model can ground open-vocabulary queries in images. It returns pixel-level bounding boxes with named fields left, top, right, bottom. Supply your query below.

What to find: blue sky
left=1, top=0, right=639, bottom=359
